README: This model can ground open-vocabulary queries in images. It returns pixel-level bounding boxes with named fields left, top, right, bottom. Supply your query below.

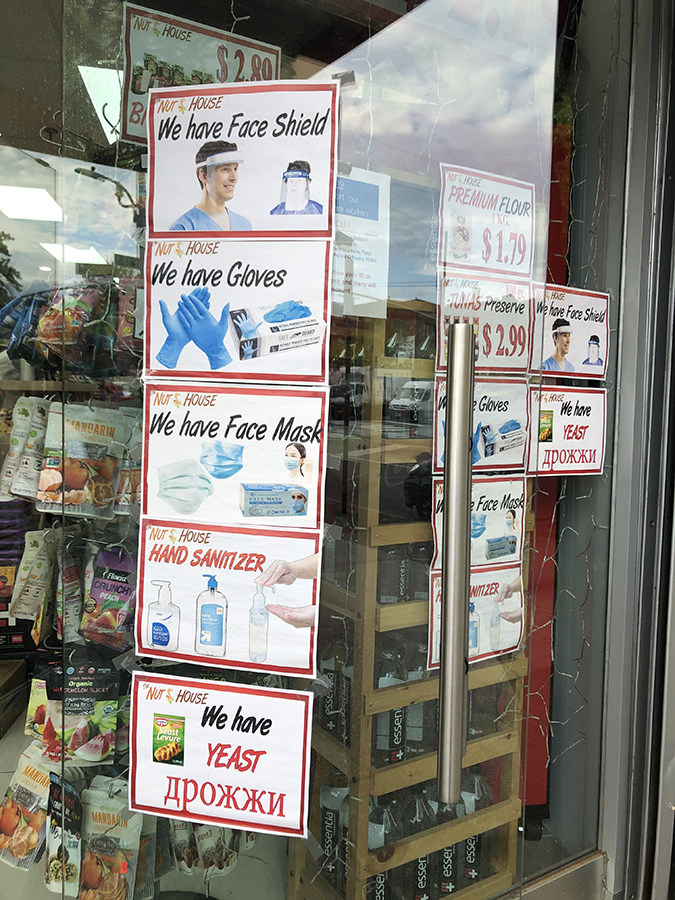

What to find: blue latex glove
left=472, top=421, right=482, bottom=464
left=263, top=299, right=312, bottom=323
left=499, top=419, right=521, bottom=434
left=242, top=340, right=255, bottom=360
left=231, top=309, right=262, bottom=340
left=177, top=289, right=232, bottom=370
left=155, top=288, right=209, bottom=368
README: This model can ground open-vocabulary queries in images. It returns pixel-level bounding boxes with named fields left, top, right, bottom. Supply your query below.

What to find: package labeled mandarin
left=0, top=741, right=51, bottom=871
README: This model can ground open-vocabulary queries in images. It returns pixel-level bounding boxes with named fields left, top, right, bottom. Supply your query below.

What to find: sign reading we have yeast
left=129, top=672, right=311, bottom=836
left=148, top=81, right=338, bottom=239
left=122, top=4, right=280, bottom=144
left=439, top=164, right=535, bottom=280
left=527, top=386, right=606, bottom=476
left=137, top=521, right=319, bottom=676
left=530, top=284, right=610, bottom=380
left=145, top=239, right=330, bottom=383
left=436, top=273, right=532, bottom=374
left=143, top=382, right=328, bottom=530
left=432, top=477, right=525, bottom=570
left=433, top=377, right=528, bottom=474
left=428, top=563, right=523, bottom=669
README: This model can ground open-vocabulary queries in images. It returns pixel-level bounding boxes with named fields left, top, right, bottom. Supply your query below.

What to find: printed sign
left=136, top=520, right=320, bottom=676
left=428, top=563, right=523, bottom=668
left=130, top=672, right=312, bottom=836
left=439, top=164, right=535, bottom=279
left=144, top=239, right=330, bottom=383
left=143, top=381, right=328, bottom=531
left=148, top=81, right=338, bottom=239
left=122, top=4, right=280, bottom=144
left=527, top=386, right=606, bottom=476
left=432, top=477, right=525, bottom=570
left=436, top=273, right=532, bottom=374
left=530, top=284, right=609, bottom=380
left=332, top=167, right=391, bottom=319
left=433, top=377, right=528, bottom=473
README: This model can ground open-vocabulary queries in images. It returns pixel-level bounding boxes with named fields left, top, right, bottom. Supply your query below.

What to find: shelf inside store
left=381, top=437, right=432, bottom=464
left=369, top=522, right=433, bottom=546
left=373, top=356, right=436, bottom=379
left=0, top=380, right=99, bottom=393
left=312, top=726, right=350, bottom=775
left=376, top=598, right=428, bottom=631
left=320, top=581, right=358, bottom=619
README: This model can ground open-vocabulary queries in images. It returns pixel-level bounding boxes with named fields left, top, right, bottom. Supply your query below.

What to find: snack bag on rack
left=9, top=528, right=54, bottom=621
left=154, top=818, right=174, bottom=880
left=170, top=819, right=199, bottom=874
left=0, top=741, right=52, bottom=871
left=79, top=546, right=136, bottom=651
left=10, top=396, right=50, bottom=500
left=34, top=281, right=103, bottom=370
left=194, top=823, right=237, bottom=894
left=45, top=773, right=82, bottom=895
left=0, top=397, right=34, bottom=499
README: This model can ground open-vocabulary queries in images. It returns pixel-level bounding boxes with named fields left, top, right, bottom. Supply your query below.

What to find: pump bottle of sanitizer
left=195, top=574, right=228, bottom=656
left=148, top=579, right=180, bottom=651
left=249, top=585, right=269, bottom=662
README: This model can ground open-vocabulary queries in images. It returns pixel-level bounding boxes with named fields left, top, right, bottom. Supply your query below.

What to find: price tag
left=438, top=164, right=535, bottom=279
left=436, top=273, right=532, bottom=374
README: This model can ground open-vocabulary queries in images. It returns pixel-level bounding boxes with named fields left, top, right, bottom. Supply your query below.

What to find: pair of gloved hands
left=156, top=287, right=261, bottom=370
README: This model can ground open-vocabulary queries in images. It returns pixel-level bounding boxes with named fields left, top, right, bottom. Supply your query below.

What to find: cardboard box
left=0, top=658, right=27, bottom=737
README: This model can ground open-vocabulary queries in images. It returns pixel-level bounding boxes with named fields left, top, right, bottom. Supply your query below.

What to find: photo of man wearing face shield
left=170, top=140, right=252, bottom=231
left=269, top=160, right=324, bottom=215
left=582, top=334, right=604, bottom=366
left=542, top=318, right=575, bottom=372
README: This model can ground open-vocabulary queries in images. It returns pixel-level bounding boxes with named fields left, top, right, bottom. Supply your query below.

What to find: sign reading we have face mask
left=432, top=477, right=525, bottom=570
left=148, top=81, right=338, bottom=239
left=129, top=672, right=312, bottom=837
left=144, top=239, right=331, bottom=383
left=136, top=520, right=320, bottom=676
left=143, top=382, right=328, bottom=531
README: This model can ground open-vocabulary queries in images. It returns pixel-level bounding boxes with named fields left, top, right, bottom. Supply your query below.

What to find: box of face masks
left=230, top=307, right=326, bottom=361
left=239, top=483, right=309, bottom=517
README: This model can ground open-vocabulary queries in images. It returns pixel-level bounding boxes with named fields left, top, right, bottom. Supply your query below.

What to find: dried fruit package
left=153, top=817, right=174, bottom=880
left=132, top=816, right=156, bottom=900
left=55, top=529, right=85, bottom=645
left=42, top=655, right=119, bottom=765
left=114, top=410, right=142, bottom=517
left=34, top=282, right=105, bottom=369
left=194, top=823, right=237, bottom=894
left=79, top=547, right=136, bottom=651
left=25, top=676, right=49, bottom=737
left=11, top=396, right=50, bottom=499
left=169, top=819, right=199, bottom=874
left=36, top=404, right=131, bottom=520
left=45, top=774, right=82, bottom=895
left=9, top=528, right=53, bottom=620
left=0, top=397, right=34, bottom=499
left=0, top=741, right=51, bottom=870
left=80, top=778, right=143, bottom=900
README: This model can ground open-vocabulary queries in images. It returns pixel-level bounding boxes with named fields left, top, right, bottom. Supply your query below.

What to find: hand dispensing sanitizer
left=249, top=584, right=270, bottom=662
left=195, top=574, right=228, bottom=657
left=147, top=580, right=180, bottom=651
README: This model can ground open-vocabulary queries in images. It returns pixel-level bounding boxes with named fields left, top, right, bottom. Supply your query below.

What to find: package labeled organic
left=80, top=778, right=143, bottom=900
left=11, top=396, right=50, bottom=499
left=0, top=741, right=51, bottom=871
left=170, top=819, right=199, bottom=874
left=132, top=816, right=157, bottom=900
left=9, top=528, right=53, bottom=620
left=0, top=397, right=34, bottom=499
left=42, top=655, right=119, bottom=764
left=36, top=403, right=131, bottom=519
left=194, top=823, right=237, bottom=894
left=45, top=774, right=82, bottom=895
left=79, top=546, right=136, bottom=651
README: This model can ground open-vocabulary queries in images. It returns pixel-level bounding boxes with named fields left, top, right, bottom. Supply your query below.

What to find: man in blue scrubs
left=542, top=318, right=575, bottom=372
left=170, top=140, right=252, bottom=232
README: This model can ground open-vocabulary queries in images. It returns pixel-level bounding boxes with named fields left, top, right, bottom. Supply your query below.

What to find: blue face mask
left=291, top=498, right=306, bottom=512
left=199, top=441, right=244, bottom=479
left=263, top=300, right=312, bottom=323
left=284, top=456, right=301, bottom=471
left=471, top=513, right=487, bottom=538
left=157, top=459, right=213, bottom=514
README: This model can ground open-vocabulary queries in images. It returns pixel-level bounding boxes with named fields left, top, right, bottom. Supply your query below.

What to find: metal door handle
left=437, top=323, right=475, bottom=804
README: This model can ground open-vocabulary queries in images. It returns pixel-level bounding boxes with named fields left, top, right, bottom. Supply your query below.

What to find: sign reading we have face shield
left=148, top=81, right=338, bottom=239
left=145, top=239, right=331, bottom=383
left=136, top=521, right=319, bottom=676
left=143, top=382, right=328, bottom=531
left=129, top=672, right=312, bottom=837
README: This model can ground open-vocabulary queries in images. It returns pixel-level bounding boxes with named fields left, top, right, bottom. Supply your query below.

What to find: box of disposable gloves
left=230, top=303, right=325, bottom=361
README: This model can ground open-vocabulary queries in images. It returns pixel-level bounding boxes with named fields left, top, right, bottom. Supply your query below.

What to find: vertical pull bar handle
left=437, top=323, right=475, bottom=804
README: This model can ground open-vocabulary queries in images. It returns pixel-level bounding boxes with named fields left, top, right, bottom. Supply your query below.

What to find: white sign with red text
left=428, top=564, right=523, bottom=668
left=136, top=520, right=320, bottom=676
left=130, top=672, right=311, bottom=836
left=527, top=386, right=606, bottom=476
left=122, top=4, right=280, bottom=144
left=439, top=164, right=535, bottom=279
left=436, top=273, right=532, bottom=374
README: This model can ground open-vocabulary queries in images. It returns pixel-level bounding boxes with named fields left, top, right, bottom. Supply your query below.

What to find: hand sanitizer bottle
left=195, top=574, right=227, bottom=657
left=147, top=580, right=180, bottom=651
left=469, top=602, right=480, bottom=658
left=249, top=585, right=269, bottom=662
left=490, top=600, right=501, bottom=653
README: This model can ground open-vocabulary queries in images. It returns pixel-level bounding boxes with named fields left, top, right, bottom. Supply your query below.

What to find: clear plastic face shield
left=280, top=170, right=310, bottom=211
left=587, top=338, right=600, bottom=363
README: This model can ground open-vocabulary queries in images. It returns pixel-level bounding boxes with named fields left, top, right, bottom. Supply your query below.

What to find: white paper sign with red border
left=143, top=381, right=328, bottom=531
left=144, top=239, right=330, bottom=383
left=129, top=672, right=311, bottom=837
left=530, top=284, right=609, bottom=380
left=436, top=273, right=532, bottom=374
left=433, top=377, right=528, bottom=474
left=428, top=564, right=523, bottom=669
left=527, top=386, right=606, bottom=476
left=432, top=477, right=525, bottom=570
left=136, top=520, right=320, bottom=676
left=122, top=4, right=281, bottom=144
left=438, top=164, right=535, bottom=280
left=148, top=81, right=338, bottom=239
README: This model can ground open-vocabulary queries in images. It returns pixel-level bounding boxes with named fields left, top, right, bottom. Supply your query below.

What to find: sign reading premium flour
left=129, top=672, right=312, bottom=836
left=147, top=81, right=338, bottom=238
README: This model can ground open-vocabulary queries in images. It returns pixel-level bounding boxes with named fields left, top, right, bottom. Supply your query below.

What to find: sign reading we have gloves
left=129, top=672, right=312, bottom=836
